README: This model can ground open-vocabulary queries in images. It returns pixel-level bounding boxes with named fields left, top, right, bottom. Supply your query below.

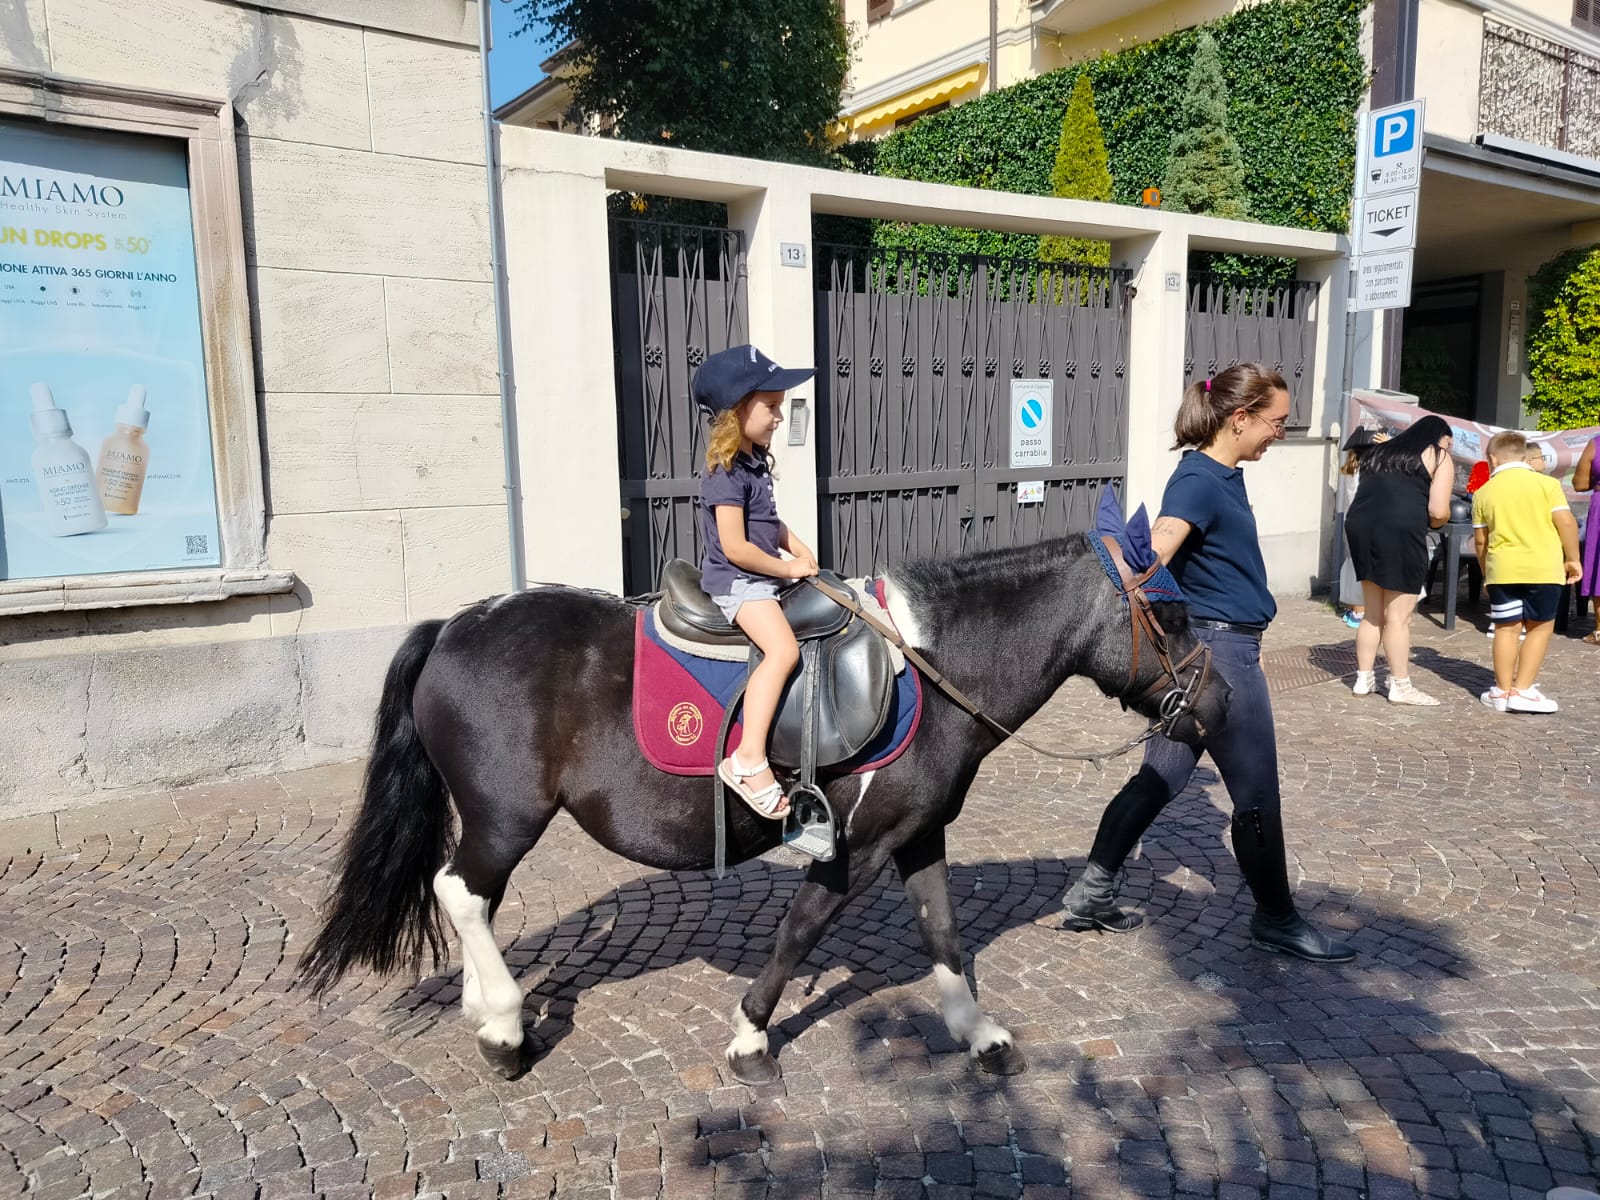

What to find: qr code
left=185, top=534, right=209, bottom=555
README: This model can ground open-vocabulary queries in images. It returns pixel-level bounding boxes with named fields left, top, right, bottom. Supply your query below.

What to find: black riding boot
left=1061, top=767, right=1171, bottom=933
left=1231, top=808, right=1356, bottom=963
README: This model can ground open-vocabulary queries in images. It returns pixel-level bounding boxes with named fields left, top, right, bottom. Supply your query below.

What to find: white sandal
left=1387, top=677, right=1439, bottom=706
left=718, top=755, right=790, bottom=819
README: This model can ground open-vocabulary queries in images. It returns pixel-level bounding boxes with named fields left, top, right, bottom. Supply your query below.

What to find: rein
left=807, top=551, right=1212, bottom=771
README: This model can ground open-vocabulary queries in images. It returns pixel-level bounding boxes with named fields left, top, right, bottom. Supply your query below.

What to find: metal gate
left=813, top=245, right=1132, bottom=578
left=611, top=219, right=748, bottom=592
left=1184, top=274, right=1321, bottom=429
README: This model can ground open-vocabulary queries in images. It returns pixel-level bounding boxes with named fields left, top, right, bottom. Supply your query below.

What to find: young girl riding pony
left=693, top=345, right=820, bottom=820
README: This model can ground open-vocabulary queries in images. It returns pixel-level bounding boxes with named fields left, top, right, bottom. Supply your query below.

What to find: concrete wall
left=1416, top=0, right=1485, bottom=142
left=499, top=128, right=1360, bottom=602
left=1038, top=0, right=1241, bottom=72
left=0, top=0, right=503, bottom=811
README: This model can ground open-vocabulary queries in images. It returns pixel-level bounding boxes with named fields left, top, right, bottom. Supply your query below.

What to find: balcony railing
left=1479, top=20, right=1600, bottom=161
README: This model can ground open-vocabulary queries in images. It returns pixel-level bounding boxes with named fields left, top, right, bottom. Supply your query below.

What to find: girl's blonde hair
left=705, top=408, right=744, bottom=474
left=1340, top=450, right=1361, bottom=476
left=1172, top=362, right=1290, bottom=450
left=704, top=401, right=778, bottom=475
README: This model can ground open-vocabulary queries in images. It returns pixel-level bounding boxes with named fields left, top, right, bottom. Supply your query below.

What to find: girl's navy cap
left=692, top=344, right=815, bottom=415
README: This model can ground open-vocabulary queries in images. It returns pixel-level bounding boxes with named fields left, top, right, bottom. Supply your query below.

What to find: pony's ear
left=1092, top=487, right=1125, bottom=541
left=1124, top=504, right=1156, bottom=572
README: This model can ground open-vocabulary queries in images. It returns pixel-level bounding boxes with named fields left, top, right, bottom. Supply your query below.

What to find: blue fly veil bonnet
left=1091, top=488, right=1184, bottom=603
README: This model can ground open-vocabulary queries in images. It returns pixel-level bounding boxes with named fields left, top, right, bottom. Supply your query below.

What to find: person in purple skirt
left=1573, top=434, right=1600, bottom=643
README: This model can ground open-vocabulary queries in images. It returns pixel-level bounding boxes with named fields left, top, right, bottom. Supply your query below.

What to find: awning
left=837, top=64, right=985, bottom=138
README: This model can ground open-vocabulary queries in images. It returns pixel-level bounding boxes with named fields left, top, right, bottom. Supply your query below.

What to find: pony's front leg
left=727, top=842, right=896, bottom=1084
left=893, top=829, right=1024, bottom=1075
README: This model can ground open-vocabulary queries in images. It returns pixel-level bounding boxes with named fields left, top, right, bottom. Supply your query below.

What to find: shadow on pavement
left=382, top=787, right=1598, bottom=1198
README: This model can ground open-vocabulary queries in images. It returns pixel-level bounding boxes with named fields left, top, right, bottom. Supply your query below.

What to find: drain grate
left=1260, top=644, right=1359, bottom=694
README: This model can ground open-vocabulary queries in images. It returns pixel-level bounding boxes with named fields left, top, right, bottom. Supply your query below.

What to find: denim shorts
left=713, top=576, right=781, bottom=621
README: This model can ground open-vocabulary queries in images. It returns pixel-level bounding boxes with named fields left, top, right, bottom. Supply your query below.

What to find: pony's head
left=1090, top=490, right=1231, bottom=747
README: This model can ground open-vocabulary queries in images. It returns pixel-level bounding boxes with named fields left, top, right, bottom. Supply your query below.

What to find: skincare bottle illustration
left=29, top=383, right=108, bottom=536
left=97, top=385, right=152, bottom=515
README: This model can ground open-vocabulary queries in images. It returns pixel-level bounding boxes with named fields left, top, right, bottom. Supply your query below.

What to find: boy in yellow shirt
left=1472, top=430, right=1582, bottom=712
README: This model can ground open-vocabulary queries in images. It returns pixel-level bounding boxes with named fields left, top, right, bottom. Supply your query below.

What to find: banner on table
left=1344, top=391, right=1600, bottom=504
left=0, top=119, right=222, bottom=582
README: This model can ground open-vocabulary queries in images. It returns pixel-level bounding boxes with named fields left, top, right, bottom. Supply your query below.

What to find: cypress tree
left=1160, top=31, right=1251, bottom=220
left=1039, top=73, right=1112, bottom=269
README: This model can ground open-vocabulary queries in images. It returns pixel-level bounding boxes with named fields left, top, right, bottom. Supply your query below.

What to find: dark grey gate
left=814, top=245, right=1132, bottom=578
left=1184, top=274, right=1321, bottom=429
left=611, top=219, right=747, bottom=592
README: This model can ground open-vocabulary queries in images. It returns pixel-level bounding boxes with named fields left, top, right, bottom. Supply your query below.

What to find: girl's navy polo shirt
left=1161, top=450, right=1277, bottom=627
left=699, top=451, right=782, bottom=595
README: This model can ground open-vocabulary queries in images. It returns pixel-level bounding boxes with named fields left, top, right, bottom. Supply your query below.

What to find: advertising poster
left=0, top=119, right=221, bottom=582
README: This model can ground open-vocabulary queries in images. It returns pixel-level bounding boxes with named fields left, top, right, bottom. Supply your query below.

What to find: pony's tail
left=297, top=619, right=454, bottom=996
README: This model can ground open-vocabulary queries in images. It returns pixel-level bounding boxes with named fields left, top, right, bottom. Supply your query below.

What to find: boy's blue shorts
left=1487, top=583, right=1563, bottom=625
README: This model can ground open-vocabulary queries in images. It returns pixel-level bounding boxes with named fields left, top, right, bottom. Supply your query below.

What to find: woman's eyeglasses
left=1248, top=411, right=1288, bottom=438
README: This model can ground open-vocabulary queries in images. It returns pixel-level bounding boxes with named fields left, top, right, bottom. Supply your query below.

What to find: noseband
left=1100, top=536, right=1215, bottom=743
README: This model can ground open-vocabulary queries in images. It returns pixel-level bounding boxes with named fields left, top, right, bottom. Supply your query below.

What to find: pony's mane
left=894, top=532, right=1091, bottom=598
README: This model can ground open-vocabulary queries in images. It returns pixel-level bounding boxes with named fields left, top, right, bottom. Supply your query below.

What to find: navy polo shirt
left=1160, top=450, right=1277, bottom=627
left=699, top=451, right=782, bottom=596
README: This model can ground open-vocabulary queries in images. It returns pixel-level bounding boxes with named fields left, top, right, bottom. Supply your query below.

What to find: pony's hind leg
left=433, top=868, right=527, bottom=1077
left=432, top=808, right=554, bottom=1079
left=893, top=829, right=1024, bottom=1075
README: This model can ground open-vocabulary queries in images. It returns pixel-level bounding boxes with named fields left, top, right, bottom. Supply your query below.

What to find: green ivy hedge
left=862, top=0, right=1368, bottom=263
left=1525, top=245, right=1600, bottom=430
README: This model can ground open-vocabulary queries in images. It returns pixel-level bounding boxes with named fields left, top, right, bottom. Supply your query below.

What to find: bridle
left=806, top=549, right=1215, bottom=770
left=1099, top=536, right=1215, bottom=747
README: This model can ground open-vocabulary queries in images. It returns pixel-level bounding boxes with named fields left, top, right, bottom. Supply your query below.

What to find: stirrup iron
left=783, top=783, right=836, bottom=862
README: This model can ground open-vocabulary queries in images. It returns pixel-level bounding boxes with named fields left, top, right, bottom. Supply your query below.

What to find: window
left=867, top=0, right=893, bottom=23
left=894, top=101, right=950, bottom=129
left=1578, top=0, right=1598, bottom=34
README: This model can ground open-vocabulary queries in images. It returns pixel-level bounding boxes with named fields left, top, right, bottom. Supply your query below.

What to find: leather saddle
left=656, top=558, right=894, bottom=770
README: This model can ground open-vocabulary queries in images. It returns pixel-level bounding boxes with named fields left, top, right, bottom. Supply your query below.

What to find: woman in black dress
left=1343, top=415, right=1455, bottom=704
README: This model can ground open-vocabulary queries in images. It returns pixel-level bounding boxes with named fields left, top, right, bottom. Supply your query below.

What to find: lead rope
left=804, top=577, right=1163, bottom=771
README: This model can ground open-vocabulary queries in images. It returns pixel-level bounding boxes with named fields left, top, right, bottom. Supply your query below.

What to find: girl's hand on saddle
left=784, top=556, right=820, bottom=580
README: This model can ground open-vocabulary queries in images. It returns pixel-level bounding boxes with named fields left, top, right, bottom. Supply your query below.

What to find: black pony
left=299, top=531, right=1230, bottom=1083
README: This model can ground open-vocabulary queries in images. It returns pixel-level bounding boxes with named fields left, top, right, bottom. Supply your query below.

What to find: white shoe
left=1388, top=677, right=1440, bottom=706
left=1506, top=686, right=1558, bottom=714
left=1351, top=670, right=1376, bottom=696
left=1480, top=687, right=1510, bottom=712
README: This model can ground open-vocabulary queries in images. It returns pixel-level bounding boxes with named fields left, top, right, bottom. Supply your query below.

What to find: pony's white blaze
left=882, top=574, right=926, bottom=649
left=433, top=870, right=524, bottom=1048
left=932, top=963, right=1013, bottom=1055
left=726, top=1004, right=768, bottom=1060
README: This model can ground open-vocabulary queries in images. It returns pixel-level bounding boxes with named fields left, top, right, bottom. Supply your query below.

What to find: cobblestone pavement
left=3, top=598, right=1598, bottom=1200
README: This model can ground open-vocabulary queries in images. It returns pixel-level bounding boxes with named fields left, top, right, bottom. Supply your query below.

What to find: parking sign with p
left=1365, top=99, right=1424, bottom=196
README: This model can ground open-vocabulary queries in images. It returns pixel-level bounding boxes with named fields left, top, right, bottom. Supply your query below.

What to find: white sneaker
left=1480, top=687, right=1510, bottom=712
left=1351, top=670, right=1376, bottom=696
left=1388, top=677, right=1440, bottom=706
left=1507, top=686, right=1558, bottom=714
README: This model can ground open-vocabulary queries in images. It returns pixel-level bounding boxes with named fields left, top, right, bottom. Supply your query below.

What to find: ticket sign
left=1009, top=379, right=1052, bottom=468
left=1359, top=189, right=1419, bottom=254
left=1364, top=100, right=1424, bottom=196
